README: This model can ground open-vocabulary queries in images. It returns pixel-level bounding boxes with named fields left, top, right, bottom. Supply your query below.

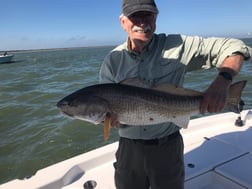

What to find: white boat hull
left=1, top=110, right=252, bottom=189
left=0, top=55, right=14, bottom=63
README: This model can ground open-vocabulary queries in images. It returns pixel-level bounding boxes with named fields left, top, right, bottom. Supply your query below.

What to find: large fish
left=57, top=80, right=247, bottom=140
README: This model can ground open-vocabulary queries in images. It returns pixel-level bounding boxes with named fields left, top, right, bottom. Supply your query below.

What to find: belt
left=122, top=131, right=180, bottom=146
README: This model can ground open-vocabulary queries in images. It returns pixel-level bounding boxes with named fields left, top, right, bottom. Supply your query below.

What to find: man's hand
left=199, top=76, right=231, bottom=114
left=200, top=54, right=244, bottom=114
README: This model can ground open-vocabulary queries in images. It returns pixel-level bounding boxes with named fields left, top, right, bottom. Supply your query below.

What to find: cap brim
left=123, top=5, right=158, bottom=16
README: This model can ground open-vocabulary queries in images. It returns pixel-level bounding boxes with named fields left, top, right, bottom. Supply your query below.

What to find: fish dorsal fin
left=120, top=78, right=148, bottom=88
left=121, top=78, right=202, bottom=96
left=153, top=84, right=202, bottom=96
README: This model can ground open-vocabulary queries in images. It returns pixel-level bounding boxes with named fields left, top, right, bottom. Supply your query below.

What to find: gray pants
left=114, top=131, right=184, bottom=189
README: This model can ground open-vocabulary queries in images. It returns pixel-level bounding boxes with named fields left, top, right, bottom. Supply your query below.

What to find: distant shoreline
left=0, top=45, right=118, bottom=54
left=1, top=36, right=251, bottom=53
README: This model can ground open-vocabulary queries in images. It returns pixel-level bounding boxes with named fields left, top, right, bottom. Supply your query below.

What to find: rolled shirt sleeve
left=181, top=36, right=251, bottom=70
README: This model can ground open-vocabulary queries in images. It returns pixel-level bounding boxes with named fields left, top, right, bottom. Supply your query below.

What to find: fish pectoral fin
left=104, top=113, right=111, bottom=141
left=172, top=115, right=191, bottom=128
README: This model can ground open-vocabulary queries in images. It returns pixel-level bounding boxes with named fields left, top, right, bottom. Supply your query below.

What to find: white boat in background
left=1, top=110, right=252, bottom=189
left=0, top=54, right=14, bottom=63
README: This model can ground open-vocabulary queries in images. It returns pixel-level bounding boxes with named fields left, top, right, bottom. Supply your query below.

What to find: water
left=0, top=39, right=251, bottom=184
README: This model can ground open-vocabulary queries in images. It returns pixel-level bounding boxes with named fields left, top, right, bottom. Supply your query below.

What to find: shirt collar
left=125, top=34, right=156, bottom=55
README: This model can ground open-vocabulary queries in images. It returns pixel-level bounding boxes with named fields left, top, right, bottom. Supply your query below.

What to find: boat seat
left=213, top=127, right=252, bottom=153
left=184, top=137, right=246, bottom=181
left=215, top=153, right=252, bottom=188
left=185, top=171, right=246, bottom=189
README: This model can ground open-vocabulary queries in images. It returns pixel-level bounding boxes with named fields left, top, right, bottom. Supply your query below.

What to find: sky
left=1, top=0, right=252, bottom=51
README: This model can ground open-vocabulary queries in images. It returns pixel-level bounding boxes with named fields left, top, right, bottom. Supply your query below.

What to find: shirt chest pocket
left=138, top=44, right=186, bottom=86
left=155, top=59, right=186, bottom=86
left=157, top=47, right=186, bottom=82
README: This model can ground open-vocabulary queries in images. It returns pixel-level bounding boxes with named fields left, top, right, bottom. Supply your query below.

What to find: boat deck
left=1, top=110, right=252, bottom=189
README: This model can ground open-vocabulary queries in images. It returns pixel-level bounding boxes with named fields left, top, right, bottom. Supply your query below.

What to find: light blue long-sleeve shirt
left=99, top=33, right=251, bottom=139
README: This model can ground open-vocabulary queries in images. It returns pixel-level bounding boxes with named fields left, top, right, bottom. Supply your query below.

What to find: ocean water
left=0, top=39, right=252, bottom=184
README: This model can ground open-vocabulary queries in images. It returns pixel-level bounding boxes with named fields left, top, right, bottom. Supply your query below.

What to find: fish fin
left=153, top=84, right=202, bottom=96
left=226, top=80, right=247, bottom=113
left=172, top=114, right=191, bottom=128
left=104, top=113, right=111, bottom=141
left=120, top=78, right=147, bottom=88
left=120, top=77, right=202, bottom=96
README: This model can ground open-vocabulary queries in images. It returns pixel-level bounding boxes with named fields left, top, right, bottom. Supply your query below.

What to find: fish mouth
left=57, top=100, right=74, bottom=117
left=59, top=110, right=74, bottom=118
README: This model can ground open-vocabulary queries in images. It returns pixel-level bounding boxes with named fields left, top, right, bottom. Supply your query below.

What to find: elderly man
left=99, top=0, right=251, bottom=188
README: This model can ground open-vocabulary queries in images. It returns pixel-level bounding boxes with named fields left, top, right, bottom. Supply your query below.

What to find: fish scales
left=60, top=84, right=203, bottom=126
left=57, top=80, right=246, bottom=129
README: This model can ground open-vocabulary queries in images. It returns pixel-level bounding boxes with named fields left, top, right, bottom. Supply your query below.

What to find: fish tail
left=226, top=80, right=247, bottom=113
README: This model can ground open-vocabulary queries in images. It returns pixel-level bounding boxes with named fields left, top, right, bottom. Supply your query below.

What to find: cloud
left=64, top=35, right=88, bottom=47
left=67, top=35, right=86, bottom=42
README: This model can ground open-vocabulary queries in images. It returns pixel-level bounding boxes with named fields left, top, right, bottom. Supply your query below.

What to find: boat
left=1, top=109, right=252, bottom=189
left=0, top=54, right=14, bottom=63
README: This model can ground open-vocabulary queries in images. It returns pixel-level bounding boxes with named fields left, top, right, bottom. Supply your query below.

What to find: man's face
left=120, top=11, right=157, bottom=48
